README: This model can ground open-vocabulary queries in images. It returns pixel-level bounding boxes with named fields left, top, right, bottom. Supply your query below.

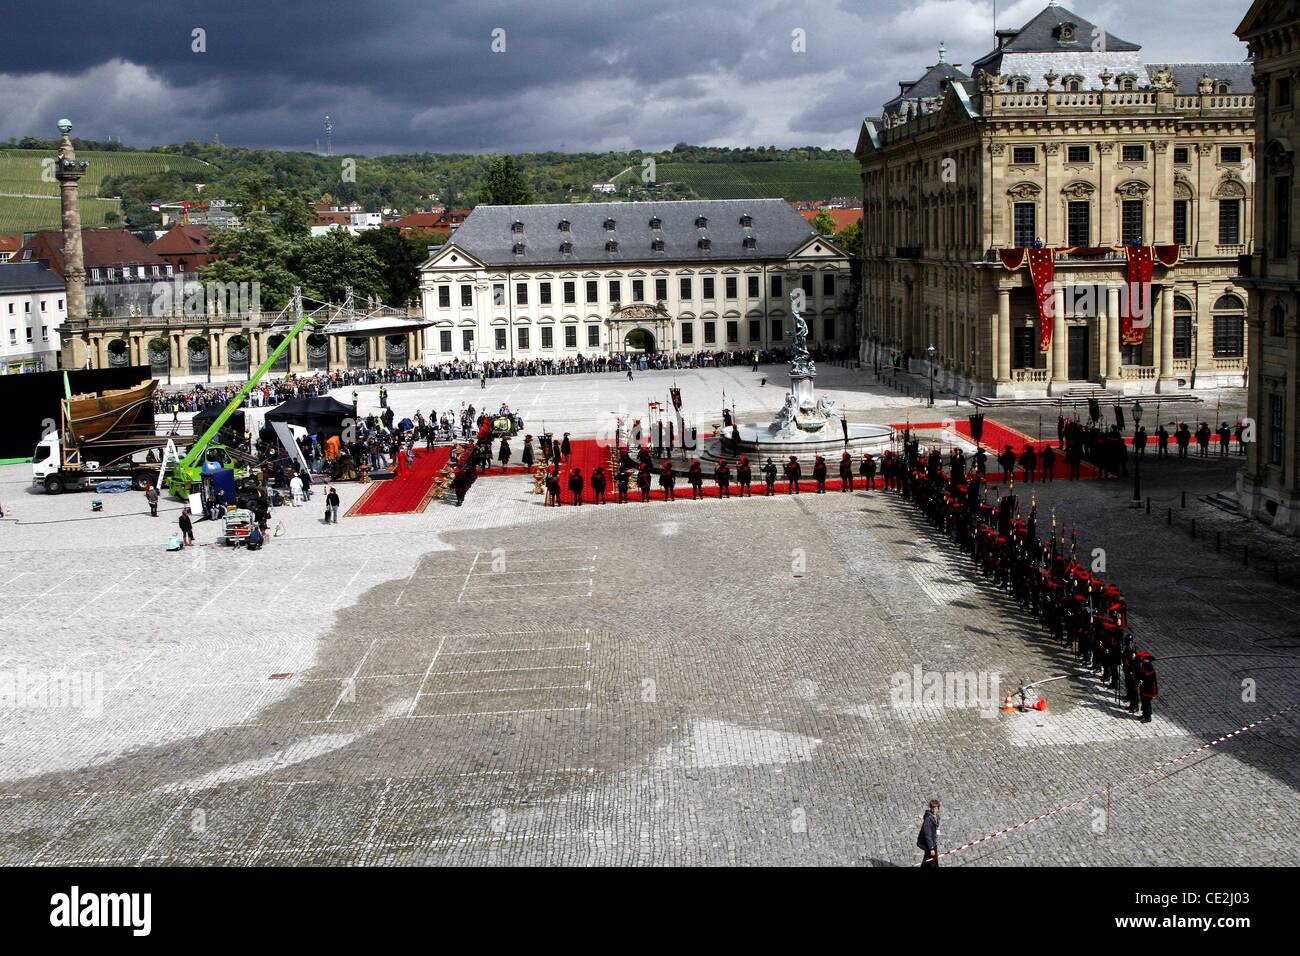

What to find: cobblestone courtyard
left=0, top=368, right=1295, bottom=865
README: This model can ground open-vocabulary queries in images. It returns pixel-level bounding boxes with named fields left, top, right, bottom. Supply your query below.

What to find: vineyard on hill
left=0, top=149, right=212, bottom=234
left=656, top=158, right=859, bottom=201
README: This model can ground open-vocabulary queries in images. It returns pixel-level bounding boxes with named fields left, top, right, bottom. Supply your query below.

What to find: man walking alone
left=917, top=799, right=941, bottom=867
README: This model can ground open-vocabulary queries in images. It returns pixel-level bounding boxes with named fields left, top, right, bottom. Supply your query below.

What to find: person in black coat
left=715, top=459, right=731, bottom=498
left=521, top=435, right=534, bottom=469
left=859, top=452, right=876, bottom=491
left=659, top=461, right=676, bottom=501
left=736, top=456, right=752, bottom=497
left=498, top=437, right=512, bottom=470
left=762, top=457, right=777, bottom=496
left=561, top=432, right=572, bottom=463
left=616, top=466, right=630, bottom=504
left=812, top=455, right=827, bottom=493
left=637, top=464, right=652, bottom=502
left=178, top=509, right=194, bottom=546
left=784, top=456, right=802, bottom=494
left=839, top=452, right=853, bottom=492
left=590, top=466, right=607, bottom=504
left=917, top=799, right=941, bottom=867
left=687, top=460, right=704, bottom=499
left=568, top=466, right=585, bottom=506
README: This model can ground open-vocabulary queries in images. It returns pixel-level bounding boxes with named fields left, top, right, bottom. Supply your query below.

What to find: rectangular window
left=771, top=276, right=783, bottom=298
left=1121, top=200, right=1144, bottom=244
left=463, top=330, right=474, bottom=352
left=703, top=277, right=715, bottom=299
left=541, top=327, right=554, bottom=349
left=1067, top=201, right=1090, bottom=247
left=609, top=280, right=621, bottom=302
left=1121, top=144, right=1146, bottom=163
left=1269, top=394, right=1285, bottom=466
left=681, top=323, right=694, bottom=345
left=460, top=284, right=473, bottom=307
left=1213, top=315, right=1244, bottom=357
left=1012, top=146, right=1037, bottom=165
left=1173, top=314, right=1192, bottom=359
left=703, top=321, right=716, bottom=345
left=679, top=277, right=692, bottom=299
left=494, top=328, right=507, bottom=351
left=800, top=274, right=814, bottom=297
left=748, top=319, right=761, bottom=342
left=8, top=330, right=15, bottom=345
left=563, top=281, right=576, bottom=304
left=632, top=279, right=644, bottom=302
left=564, top=326, right=577, bottom=349
left=1218, top=199, right=1241, bottom=245
left=1173, top=146, right=1190, bottom=165
left=823, top=317, right=836, bottom=339
left=655, top=278, right=667, bottom=301
left=438, top=285, right=450, bottom=308
left=493, top=284, right=505, bottom=307
left=1173, top=200, right=1190, bottom=246
left=516, top=283, right=528, bottom=306
left=40, top=301, right=46, bottom=312
left=771, top=318, right=783, bottom=341
left=725, top=276, right=737, bottom=299
left=25, top=328, right=32, bottom=342
left=1013, top=202, right=1036, bottom=248
left=1220, top=146, right=1243, bottom=165
left=1274, top=177, right=1291, bottom=255
left=748, top=275, right=759, bottom=298
left=587, top=325, right=599, bottom=347
left=585, top=280, right=598, bottom=303
left=1066, top=144, right=1091, bottom=164
left=440, top=330, right=452, bottom=352
left=1277, top=76, right=1293, bottom=108
left=539, top=282, right=552, bottom=305
left=518, top=327, right=531, bottom=350
left=726, top=320, right=738, bottom=343
left=823, top=274, right=835, bottom=297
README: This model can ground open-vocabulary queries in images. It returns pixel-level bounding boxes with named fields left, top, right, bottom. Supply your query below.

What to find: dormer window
left=1063, top=75, right=1083, bottom=92
left=1118, top=74, right=1138, bottom=92
left=604, top=218, right=616, bottom=231
left=511, top=221, right=524, bottom=234
left=648, top=216, right=661, bottom=229
left=742, top=236, right=757, bottom=250
left=512, top=242, right=526, bottom=255
left=651, top=238, right=665, bottom=252
left=1010, top=76, right=1029, bottom=93
left=559, top=240, right=573, bottom=254
left=558, top=219, right=570, bottom=232
left=698, top=238, right=711, bottom=250
left=739, top=214, right=753, bottom=227
left=1215, top=81, right=1231, bottom=95
left=605, top=240, right=619, bottom=253
left=1057, top=22, right=1076, bottom=42
left=694, top=216, right=708, bottom=228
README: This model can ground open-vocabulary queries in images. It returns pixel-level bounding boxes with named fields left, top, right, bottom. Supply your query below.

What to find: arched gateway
left=624, top=328, right=655, bottom=353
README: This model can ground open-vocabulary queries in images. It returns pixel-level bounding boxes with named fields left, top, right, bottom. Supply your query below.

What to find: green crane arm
left=173, top=310, right=322, bottom=475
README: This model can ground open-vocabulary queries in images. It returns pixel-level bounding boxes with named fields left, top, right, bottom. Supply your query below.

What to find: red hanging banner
left=1122, top=246, right=1155, bottom=345
left=1027, top=247, right=1056, bottom=354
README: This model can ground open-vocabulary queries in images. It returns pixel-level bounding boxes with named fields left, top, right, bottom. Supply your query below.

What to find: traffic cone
left=1033, top=697, right=1048, bottom=711
left=1002, top=693, right=1016, bottom=713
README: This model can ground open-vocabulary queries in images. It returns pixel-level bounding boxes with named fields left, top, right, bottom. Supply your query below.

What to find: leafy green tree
left=810, top=209, right=837, bottom=235
left=833, top=220, right=862, bottom=258
left=358, top=225, right=431, bottom=306
left=479, top=156, right=535, bottom=205
left=201, top=213, right=301, bottom=311
left=292, top=229, right=386, bottom=305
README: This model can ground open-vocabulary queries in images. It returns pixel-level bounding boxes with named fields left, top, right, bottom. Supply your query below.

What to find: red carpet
left=905, top=418, right=1098, bottom=481
left=348, top=446, right=451, bottom=516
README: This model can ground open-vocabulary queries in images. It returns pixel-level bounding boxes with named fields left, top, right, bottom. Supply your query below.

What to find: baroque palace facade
left=417, top=200, right=852, bottom=363
left=1236, top=0, right=1300, bottom=536
left=856, top=2, right=1255, bottom=397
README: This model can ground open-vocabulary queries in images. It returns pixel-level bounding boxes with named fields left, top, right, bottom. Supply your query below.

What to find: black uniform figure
left=637, top=465, right=652, bottom=502
left=736, top=457, right=752, bottom=496
left=568, top=467, right=585, bottom=506
left=860, top=453, right=876, bottom=490
left=1138, top=654, right=1158, bottom=722
left=813, top=456, right=828, bottom=493
left=715, top=460, right=731, bottom=498
left=762, top=458, right=777, bottom=496
left=590, top=466, right=607, bottom=504
left=839, top=453, right=854, bottom=492
left=616, top=467, right=630, bottom=504
left=659, top=462, right=676, bottom=501
left=561, top=432, right=572, bottom=463
left=688, top=460, right=704, bottom=499
left=784, top=456, right=802, bottom=494
left=1040, top=444, right=1056, bottom=482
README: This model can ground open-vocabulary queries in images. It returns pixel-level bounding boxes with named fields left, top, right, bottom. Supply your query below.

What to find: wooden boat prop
left=65, top=378, right=158, bottom=444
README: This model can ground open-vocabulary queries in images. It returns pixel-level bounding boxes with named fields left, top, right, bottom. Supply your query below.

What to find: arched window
left=1211, top=294, right=1246, bottom=357
left=1271, top=302, right=1287, bottom=337
left=1173, top=295, right=1193, bottom=359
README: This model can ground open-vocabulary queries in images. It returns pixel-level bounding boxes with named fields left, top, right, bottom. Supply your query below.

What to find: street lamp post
left=926, top=344, right=936, bottom=407
left=1131, top=400, right=1143, bottom=508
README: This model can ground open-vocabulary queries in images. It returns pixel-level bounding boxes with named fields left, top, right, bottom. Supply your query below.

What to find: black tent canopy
left=261, top=396, right=354, bottom=437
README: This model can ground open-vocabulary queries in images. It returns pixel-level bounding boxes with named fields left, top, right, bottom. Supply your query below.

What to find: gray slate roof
left=883, top=62, right=973, bottom=115
left=442, top=199, right=822, bottom=268
left=973, top=2, right=1139, bottom=75
left=0, top=261, right=66, bottom=294
left=1146, top=62, right=1254, bottom=94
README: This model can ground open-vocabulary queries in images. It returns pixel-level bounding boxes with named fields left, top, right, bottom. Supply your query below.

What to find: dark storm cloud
left=0, top=0, right=1249, bottom=154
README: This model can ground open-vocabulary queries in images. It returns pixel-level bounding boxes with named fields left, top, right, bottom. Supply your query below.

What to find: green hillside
left=0, top=149, right=212, bottom=234
left=658, top=159, right=859, bottom=201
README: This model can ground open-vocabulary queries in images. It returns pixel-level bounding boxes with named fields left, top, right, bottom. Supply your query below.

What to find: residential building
left=150, top=223, right=213, bottom=274
left=0, top=262, right=67, bottom=374
left=10, top=228, right=173, bottom=318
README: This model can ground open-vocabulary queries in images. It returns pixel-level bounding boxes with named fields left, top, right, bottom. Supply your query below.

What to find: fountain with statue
left=700, top=293, right=894, bottom=466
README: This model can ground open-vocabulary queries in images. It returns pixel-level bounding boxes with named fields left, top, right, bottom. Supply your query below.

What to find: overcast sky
left=0, top=0, right=1251, bottom=156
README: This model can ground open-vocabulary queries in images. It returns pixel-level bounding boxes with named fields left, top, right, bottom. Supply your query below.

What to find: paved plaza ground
left=0, top=367, right=1295, bottom=866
